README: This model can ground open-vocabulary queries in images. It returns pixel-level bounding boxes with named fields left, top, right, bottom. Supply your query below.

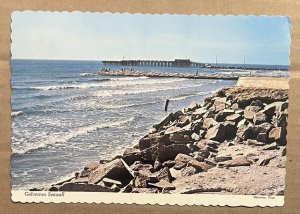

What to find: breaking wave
left=92, top=84, right=202, bottom=97
left=12, top=117, right=135, bottom=155
left=11, top=111, right=24, bottom=117
left=170, top=91, right=211, bottom=101
left=80, top=72, right=98, bottom=77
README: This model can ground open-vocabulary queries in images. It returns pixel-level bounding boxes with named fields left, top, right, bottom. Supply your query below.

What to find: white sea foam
left=31, top=83, right=104, bottom=91
left=102, top=101, right=160, bottom=109
left=80, top=72, right=98, bottom=77
left=12, top=117, right=135, bottom=155
left=101, top=77, right=186, bottom=87
left=112, top=76, right=149, bottom=81
left=30, top=76, right=186, bottom=91
left=169, top=91, right=210, bottom=101
left=11, top=111, right=24, bottom=117
left=92, top=84, right=200, bottom=97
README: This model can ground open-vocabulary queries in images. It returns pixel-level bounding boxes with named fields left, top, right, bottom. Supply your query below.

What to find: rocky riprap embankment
left=99, top=70, right=239, bottom=80
left=31, top=86, right=288, bottom=195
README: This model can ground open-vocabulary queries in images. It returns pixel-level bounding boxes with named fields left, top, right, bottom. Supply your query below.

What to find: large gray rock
left=191, top=108, right=207, bottom=120
left=253, top=123, right=274, bottom=136
left=260, top=103, right=277, bottom=119
left=257, top=133, right=268, bottom=143
left=164, top=124, right=191, bottom=135
left=269, top=127, right=287, bottom=144
left=245, top=105, right=263, bottom=113
left=186, top=101, right=198, bottom=111
left=187, top=159, right=213, bottom=172
left=177, top=115, right=191, bottom=127
left=223, top=121, right=238, bottom=140
left=215, top=110, right=234, bottom=122
left=250, top=100, right=264, bottom=108
left=80, top=162, right=100, bottom=177
left=205, top=123, right=225, bottom=142
left=130, top=162, right=154, bottom=172
left=196, top=139, right=219, bottom=150
left=203, top=110, right=214, bottom=119
left=139, top=133, right=171, bottom=150
left=58, top=183, right=114, bottom=192
left=215, top=102, right=226, bottom=112
left=162, top=160, right=175, bottom=169
left=236, top=125, right=255, bottom=140
left=123, top=148, right=142, bottom=165
left=88, top=158, right=134, bottom=185
left=215, top=155, right=233, bottom=162
left=253, top=112, right=267, bottom=125
left=272, top=112, right=288, bottom=128
left=193, top=152, right=206, bottom=162
left=213, top=97, right=227, bottom=106
left=174, top=153, right=194, bottom=170
left=70, top=176, right=89, bottom=184
left=231, top=103, right=239, bottom=111
left=102, top=178, right=122, bottom=188
left=190, top=119, right=203, bottom=133
left=153, top=110, right=183, bottom=131
left=244, top=109, right=256, bottom=120
left=134, top=169, right=159, bottom=188
left=181, top=166, right=198, bottom=177
left=148, top=180, right=175, bottom=191
left=141, top=142, right=190, bottom=163
left=219, top=156, right=252, bottom=167
left=158, top=143, right=191, bottom=162
left=237, top=118, right=248, bottom=128
left=191, top=132, right=201, bottom=141
left=226, top=114, right=243, bottom=123
left=155, top=167, right=172, bottom=183
left=276, top=101, right=288, bottom=112
left=169, top=133, right=192, bottom=144
left=202, top=118, right=218, bottom=130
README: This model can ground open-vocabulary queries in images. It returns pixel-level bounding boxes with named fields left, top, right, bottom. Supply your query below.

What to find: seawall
left=237, top=77, right=289, bottom=90
left=30, top=77, right=289, bottom=195
left=99, top=70, right=239, bottom=80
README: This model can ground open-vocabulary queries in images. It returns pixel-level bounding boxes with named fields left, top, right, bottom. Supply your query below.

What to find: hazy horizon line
left=11, top=58, right=290, bottom=66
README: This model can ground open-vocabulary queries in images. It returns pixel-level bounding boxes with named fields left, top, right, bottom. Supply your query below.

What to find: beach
left=29, top=77, right=288, bottom=195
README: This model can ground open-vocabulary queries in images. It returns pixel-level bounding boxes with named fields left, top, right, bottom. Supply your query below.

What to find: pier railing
left=102, top=59, right=204, bottom=68
left=101, top=59, right=288, bottom=71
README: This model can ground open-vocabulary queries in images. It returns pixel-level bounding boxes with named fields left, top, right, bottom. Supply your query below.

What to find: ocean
left=10, top=59, right=288, bottom=190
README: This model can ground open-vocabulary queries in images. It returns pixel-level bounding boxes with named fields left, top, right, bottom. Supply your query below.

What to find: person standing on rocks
left=165, top=99, right=170, bottom=111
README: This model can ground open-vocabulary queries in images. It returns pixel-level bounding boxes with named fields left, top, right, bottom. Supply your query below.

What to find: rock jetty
left=31, top=86, right=288, bottom=195
left=99, top=70, right=239, bottom=80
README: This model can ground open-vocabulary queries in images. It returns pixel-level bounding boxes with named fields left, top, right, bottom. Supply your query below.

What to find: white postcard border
left=12, top=191, right=284, bottom=207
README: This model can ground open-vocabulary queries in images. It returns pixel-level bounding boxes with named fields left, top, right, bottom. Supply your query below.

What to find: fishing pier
left=102, top=59, right=204, bottom=68
left=102, top=58, right=288, bottom=71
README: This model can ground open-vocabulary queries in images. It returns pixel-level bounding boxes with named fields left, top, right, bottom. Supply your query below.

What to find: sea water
left=10, top=59, right=288, bottom=190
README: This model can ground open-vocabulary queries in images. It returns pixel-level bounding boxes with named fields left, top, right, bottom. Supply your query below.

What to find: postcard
left=10, top=11, right=291, bottom=206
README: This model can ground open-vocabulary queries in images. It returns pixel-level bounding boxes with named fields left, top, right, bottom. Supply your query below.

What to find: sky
left=11, top=12, right=291, bottom=65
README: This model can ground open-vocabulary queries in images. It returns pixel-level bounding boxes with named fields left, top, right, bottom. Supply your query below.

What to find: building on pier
left=102, top=59, right=205, bottom=68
